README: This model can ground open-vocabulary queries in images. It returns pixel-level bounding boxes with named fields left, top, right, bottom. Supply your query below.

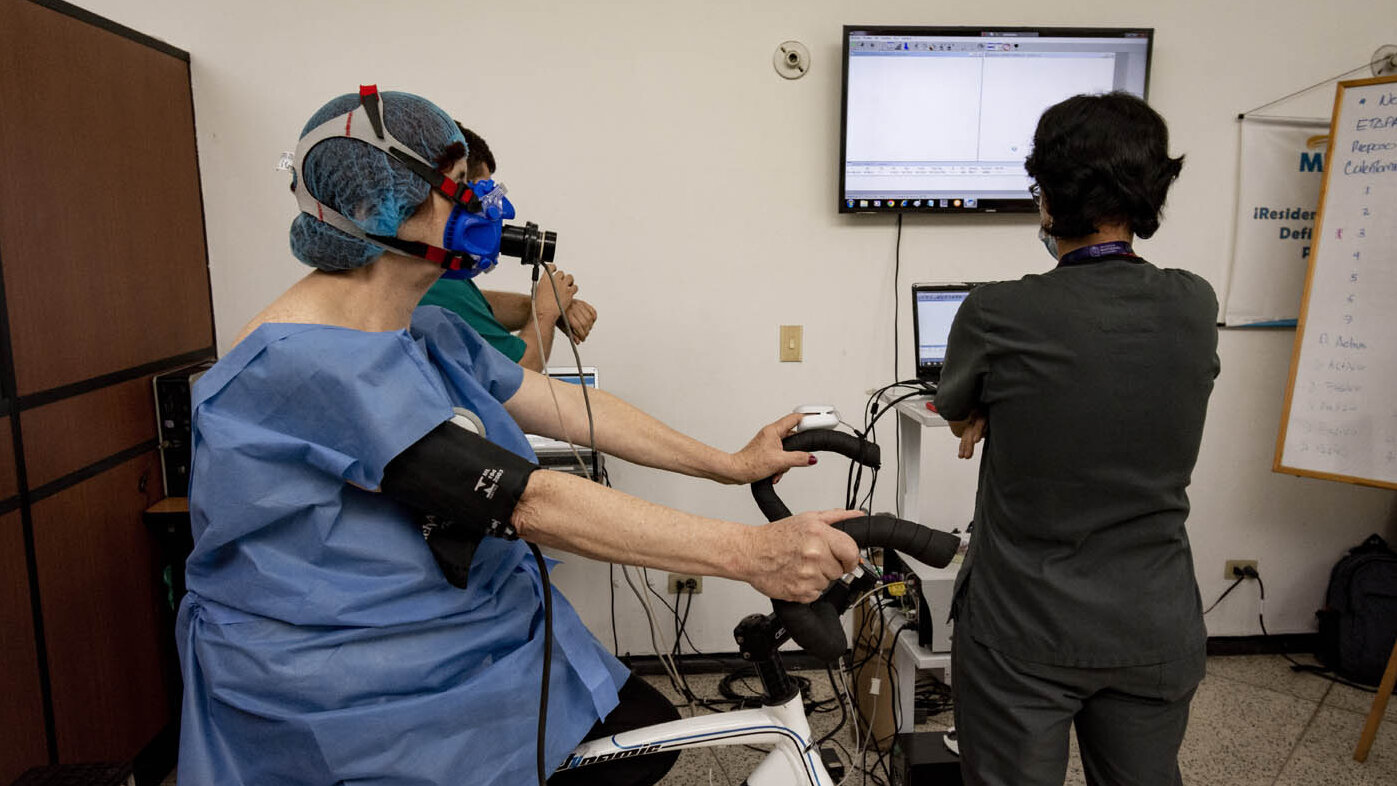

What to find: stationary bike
left=557, top=430, right=960, bottom=784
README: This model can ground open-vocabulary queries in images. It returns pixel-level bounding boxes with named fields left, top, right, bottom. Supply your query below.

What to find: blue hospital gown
left=176, top=306, right=628, bottom=785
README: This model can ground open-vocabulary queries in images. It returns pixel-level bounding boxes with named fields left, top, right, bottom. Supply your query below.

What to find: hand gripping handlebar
left=751, top=431, right=961, bottom=663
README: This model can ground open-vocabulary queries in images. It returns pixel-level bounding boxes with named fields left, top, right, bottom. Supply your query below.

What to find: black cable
left=641, top=572, right=707, bottom=657
left=845, top=424, right=871, bottom=510
left=608, top=562, right=620, bottom=657
left=878, top=621, right=912, bottom=783
left=1252, top=571, right=1381, bottom=694
left=528, top=543, right=553, bottom=786
left=867, top=389, right=930, bottom=433
left=678, top=585, right=695, bottom=654
left=894, top=213, right=902, bottom=383
left=669, top=586, right=698, bottom=700
left=842, top=595, right=900, bottom=785
left=850, top=379, right=931, bottom=510
left=1202, top=576, right=1244, bottom=615
left=635, top=573, right=734, bottom=711
left=913, top=671, right=954, bottom=717
left=893, top=214, right=903, bottom=522
left=846, top=595, right=881, bottom=672
left=860, top=388, right=929, bottom=514
left=716, top=665, right=817, bottom=711
left=817, top=665, right=850, bottom=747
left=855, top=594, right=890, bottom=775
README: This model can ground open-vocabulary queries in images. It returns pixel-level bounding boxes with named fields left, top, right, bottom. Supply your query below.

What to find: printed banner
left=1223, top=116, right=1330, bottom=327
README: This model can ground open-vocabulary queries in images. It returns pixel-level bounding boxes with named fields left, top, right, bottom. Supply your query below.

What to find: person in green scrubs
left=419, top=125, right=597, bottom=371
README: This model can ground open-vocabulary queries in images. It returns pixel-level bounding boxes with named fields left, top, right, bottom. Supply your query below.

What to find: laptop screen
left=913, top=284, right=975, bottom=381
left=529, top=367, right=600, bottom=461
left=545, top=366, right=598, bottom=389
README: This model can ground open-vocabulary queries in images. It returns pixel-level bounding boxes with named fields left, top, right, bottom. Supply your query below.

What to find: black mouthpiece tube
left=500, top=222, right=557, bottom=265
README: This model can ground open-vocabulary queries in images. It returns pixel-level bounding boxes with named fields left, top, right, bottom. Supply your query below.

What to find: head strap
left=288, top=84, right=478, bottom=271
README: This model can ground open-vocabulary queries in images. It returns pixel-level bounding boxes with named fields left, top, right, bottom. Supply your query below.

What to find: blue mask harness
left=290, top=85, right=512, bottom=278
left=439, top=179, right=515, bottom=279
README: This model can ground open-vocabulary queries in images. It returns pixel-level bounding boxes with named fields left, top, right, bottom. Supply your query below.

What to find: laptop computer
left=912, top=283, right=976, bottom=384
left=526, top=367, right=601, bottom=474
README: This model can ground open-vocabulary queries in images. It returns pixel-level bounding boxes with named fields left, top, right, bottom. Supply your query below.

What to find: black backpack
left=1315, top=534, right=1397, bottom=686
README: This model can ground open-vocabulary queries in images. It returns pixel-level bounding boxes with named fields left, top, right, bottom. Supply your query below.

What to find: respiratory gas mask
left=289, top=85, right=556, bottom=277
left=439, top=179, right=515, bottom=279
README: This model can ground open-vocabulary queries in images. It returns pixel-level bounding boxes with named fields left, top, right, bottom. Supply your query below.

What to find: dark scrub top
left=420, top=277, right=527, bottom=362
left=935, top=254, right=1220, bottom=667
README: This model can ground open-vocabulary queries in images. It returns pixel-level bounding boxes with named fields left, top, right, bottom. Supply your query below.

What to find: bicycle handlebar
left=750, top=430, right=880, bottom=521
left=752, top=433, right=961, bottom=664
left=773, top=514, right=960, bottom=662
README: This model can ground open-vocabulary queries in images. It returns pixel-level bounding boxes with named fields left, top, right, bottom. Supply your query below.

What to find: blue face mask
left=1038, top=225, right=1060, bottom=261
left=440, top=179, right=516, bottom=279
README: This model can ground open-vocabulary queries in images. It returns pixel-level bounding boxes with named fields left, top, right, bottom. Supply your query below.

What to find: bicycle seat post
left=734, top=612, right=800, bottom=706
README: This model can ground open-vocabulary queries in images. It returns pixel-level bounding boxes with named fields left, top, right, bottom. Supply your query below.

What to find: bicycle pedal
left=818, top=744, right=845, bottom=781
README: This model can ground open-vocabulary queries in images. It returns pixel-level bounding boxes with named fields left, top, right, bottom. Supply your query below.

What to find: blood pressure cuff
left=381, top=420, right=538, bottom=589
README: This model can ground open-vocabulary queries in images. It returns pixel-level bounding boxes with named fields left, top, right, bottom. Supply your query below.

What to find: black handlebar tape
left=773, top=598, right=846, bottom=663
left=750, top=431, right=881, bottom=523
left=831, top=515, right=960, bottom=569
left=771, top=514, right=962, bottom=664
left=780, top=429, right=882, bottom=466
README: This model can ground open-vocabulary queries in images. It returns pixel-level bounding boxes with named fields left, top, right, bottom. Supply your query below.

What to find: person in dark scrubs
left=936, top=92, right=1220, bottom=786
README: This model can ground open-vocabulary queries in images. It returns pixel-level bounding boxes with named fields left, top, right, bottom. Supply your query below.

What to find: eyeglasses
left=1028, top=183, right=1042, bottom=204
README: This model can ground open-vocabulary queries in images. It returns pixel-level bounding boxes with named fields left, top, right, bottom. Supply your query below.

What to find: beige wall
left=83, top=0, right=1396, bottom=652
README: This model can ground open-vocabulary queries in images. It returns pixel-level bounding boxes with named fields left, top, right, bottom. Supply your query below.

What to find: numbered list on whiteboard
left=1283, top=82, right=1397, bottom=484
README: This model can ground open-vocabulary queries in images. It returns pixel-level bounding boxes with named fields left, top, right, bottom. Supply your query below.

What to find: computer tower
left=892, top=731, right=962, bottom=785
left=153, top=359, right=214, bottom=496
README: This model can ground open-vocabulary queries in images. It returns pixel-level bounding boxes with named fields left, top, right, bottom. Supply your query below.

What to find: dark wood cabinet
left=32, top=453, right=167, bottom=763
left=0, top=510, right=48, bottom=784
left=0, top=1, right=214, bottom=781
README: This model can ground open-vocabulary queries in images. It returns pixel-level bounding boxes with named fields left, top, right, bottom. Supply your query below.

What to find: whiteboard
left=1275, top=75, right=1397, bottom=489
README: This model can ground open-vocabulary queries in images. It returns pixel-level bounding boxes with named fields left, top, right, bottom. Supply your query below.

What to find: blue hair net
left=290, top=92, right=466, bottom=271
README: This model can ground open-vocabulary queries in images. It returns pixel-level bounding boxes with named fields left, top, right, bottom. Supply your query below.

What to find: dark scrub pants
left=952, top=618, right=1206, bottom=786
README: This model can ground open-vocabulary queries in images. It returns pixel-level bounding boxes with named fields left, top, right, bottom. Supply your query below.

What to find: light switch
left=779, top=325, right=803, bottom=362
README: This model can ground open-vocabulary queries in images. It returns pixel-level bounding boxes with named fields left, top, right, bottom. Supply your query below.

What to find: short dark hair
left=455, top=122, right=496, bottom=177
left=1024, top=92, right=1183, bottom=240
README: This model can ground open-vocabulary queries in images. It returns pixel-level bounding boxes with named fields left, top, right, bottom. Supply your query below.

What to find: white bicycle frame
left=557, top=690, right=832, bottom=785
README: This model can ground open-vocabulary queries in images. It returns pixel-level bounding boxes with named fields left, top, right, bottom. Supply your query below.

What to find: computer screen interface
left=915, top=287, right=973, bottom=380
left=841, top=26, right=1153, bottom=214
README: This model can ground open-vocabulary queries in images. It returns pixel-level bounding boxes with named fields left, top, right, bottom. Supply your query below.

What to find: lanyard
left=1057, top=241, right=1139, bottom=267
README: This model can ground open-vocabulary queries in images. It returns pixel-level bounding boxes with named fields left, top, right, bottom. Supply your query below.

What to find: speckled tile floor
left=648, top=654, right=1397, bottom=786
left=159, top=654, right=1397, bottom=785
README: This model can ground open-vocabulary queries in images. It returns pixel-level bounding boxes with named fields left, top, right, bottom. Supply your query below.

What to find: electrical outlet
left=667, top=574, right=703, bottom=594
left=1225, top=560, right=1258, bottom=580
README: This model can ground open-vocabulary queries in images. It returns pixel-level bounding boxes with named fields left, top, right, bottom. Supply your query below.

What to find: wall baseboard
left=623, top=651, right=830, bottom=676
left=1208, top=634, right=1317, bottom=657
left=623, top=634, right=1321, bottom=675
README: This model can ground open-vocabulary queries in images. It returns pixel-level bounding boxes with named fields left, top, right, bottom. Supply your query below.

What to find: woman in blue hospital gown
left=176, top=90, right=860, bottom=785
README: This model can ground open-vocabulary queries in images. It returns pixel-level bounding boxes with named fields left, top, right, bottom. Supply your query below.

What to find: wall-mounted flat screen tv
left=840, top=26, right=1153, bottom=214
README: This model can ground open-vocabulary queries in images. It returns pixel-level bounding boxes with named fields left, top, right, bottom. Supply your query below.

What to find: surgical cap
left=290, top=92, right=466, bottom=271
